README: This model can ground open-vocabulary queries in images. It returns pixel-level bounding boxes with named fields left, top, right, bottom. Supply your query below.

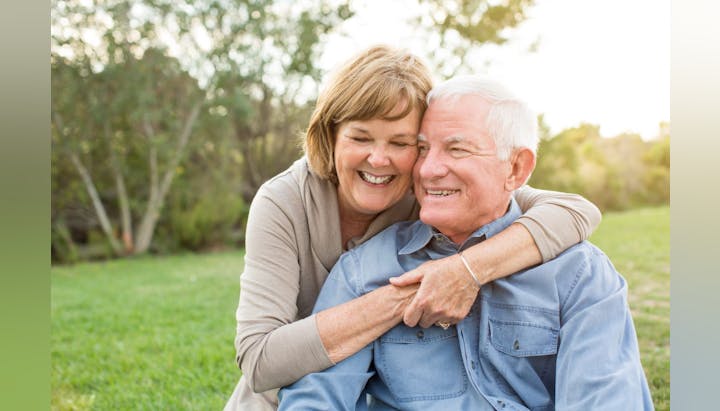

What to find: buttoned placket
left=457, top=309, right=502, bottom=410
left=420, top=204, right=521, bottom=410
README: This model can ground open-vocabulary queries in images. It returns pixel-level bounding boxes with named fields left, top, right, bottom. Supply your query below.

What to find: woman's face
left=334, top=107, right=421, bottom=219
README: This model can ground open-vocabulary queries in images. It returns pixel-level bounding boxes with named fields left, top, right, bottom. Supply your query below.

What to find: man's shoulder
left=335, top=220, right=422, bottom=291
left=535, top=241, right=622, bottom=296
left=548, top=241, right=611, bottom=269
left=506, top=241, right=615, bottom=288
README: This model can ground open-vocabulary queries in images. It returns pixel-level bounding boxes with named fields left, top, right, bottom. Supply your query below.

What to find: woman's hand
left=389, top=255, right=479, bottom=328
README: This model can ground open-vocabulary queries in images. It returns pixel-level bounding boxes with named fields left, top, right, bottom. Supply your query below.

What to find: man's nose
left=418, top=149, right=448, bottom=179
left=367, top=144, right=391, bottom=168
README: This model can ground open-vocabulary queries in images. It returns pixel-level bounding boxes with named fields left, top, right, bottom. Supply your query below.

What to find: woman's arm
left=512, top=185, right=602, bottom=261
left=234, top=192, right=328, bottom=392
left=235, top=191, right=417, bottom=392
left=316, top=283, right=417, bottom=363
left=390, top=186, right=601, bottom=327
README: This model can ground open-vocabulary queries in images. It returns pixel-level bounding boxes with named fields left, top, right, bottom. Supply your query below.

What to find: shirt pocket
left=377, top=325, right=468, bottom=402
left=486, top=304, right=559, bottom=408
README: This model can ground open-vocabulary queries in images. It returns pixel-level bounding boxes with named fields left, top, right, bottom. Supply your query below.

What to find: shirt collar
left=398, top=197, right=522, bottom=255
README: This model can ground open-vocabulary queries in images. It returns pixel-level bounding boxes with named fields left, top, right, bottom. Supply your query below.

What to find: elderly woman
left=224, top=45, right=601, bottom=410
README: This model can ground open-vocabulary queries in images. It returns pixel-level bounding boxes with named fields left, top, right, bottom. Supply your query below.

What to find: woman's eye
left=391, top=141, right=409, bottom=147
left=350, top=136, right=370, bottom=143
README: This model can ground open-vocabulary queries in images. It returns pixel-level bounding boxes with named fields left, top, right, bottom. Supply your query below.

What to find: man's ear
left=505, top=148, right=536, bottom=191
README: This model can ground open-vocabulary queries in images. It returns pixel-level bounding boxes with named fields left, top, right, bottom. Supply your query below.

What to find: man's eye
left=450, top=147, right=471, bottom=157
left=418, top=145, right=428, bottom=155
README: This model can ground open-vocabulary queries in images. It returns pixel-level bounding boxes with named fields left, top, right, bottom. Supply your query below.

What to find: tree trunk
left=69, top=152, right=123, bottom=255
left=135, top=101, right=202, bottom=254
left=104, top=123, right=134, bottom=253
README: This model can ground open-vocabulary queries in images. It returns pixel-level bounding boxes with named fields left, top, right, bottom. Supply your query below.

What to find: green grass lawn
left=51, top=206, right=669, bottom=410
left=589, top=206, right=670, bottom=410
left=51, top=252, right=245, bottom=410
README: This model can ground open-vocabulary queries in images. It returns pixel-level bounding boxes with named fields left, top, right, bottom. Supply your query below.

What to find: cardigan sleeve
left=512, top=185, right=602, bottom=262
left=233, top=188, right=334, bottom=393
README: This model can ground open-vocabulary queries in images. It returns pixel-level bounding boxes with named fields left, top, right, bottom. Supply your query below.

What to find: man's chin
left=418, top=210, right=450, bottom=230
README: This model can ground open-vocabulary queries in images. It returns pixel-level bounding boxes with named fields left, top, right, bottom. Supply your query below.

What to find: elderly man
left=278, top=76, right=653, bottom=410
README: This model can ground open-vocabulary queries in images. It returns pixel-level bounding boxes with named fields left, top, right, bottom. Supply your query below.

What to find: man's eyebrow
left=444, top=135, right=466, bottom=144
left=417, top=134, right=428, bottom=142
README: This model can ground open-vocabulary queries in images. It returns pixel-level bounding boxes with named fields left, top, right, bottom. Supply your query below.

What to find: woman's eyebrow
left=347, top=125, right=369, bottom=134
left=391, top=132, right=418, bottom=138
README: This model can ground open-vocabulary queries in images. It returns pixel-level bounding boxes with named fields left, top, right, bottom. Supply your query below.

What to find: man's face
left=414, top=95, right=514, bottom=244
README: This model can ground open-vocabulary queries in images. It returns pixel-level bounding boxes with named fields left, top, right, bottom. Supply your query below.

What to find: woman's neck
left=337, top=198, right=377, bottom=250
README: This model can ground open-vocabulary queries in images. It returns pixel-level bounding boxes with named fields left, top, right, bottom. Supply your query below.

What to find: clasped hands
left=389, top=255, right=481, bottom=329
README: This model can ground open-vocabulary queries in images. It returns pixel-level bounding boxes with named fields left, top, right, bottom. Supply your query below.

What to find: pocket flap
left=380, top=323, right=457, bottom=344
left=489, top=319, right=558, bottom=357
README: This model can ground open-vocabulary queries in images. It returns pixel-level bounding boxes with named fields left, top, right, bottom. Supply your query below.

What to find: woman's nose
left=367, top=145, right=391, bottom=168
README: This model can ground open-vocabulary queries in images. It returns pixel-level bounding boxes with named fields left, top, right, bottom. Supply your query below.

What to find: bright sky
left=319, top=0, right=670, bottom=139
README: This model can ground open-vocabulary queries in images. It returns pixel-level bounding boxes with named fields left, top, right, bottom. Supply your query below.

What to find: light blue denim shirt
left=279, top=199, right=653, bottom=410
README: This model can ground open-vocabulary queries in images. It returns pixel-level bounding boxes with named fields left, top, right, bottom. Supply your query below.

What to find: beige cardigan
left=224, top=157, right=600, bottom=410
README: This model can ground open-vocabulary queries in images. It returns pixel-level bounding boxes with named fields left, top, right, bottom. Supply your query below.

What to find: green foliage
left=51, top=219, right=80, bottom=264
left=163, top=188, right=246, bottom=251
left=529, top=124, right=670, bottom=212
left=415, top=0, right=536, bottom=76
left=51, top=0, right=350, bottom=260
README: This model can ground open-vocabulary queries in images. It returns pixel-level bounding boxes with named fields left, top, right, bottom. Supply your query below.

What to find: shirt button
left=513, top=339, right=520, bottom=350
left=416, top=330, right=424, bottom=339
left=471, top=361, right=476, bottom=369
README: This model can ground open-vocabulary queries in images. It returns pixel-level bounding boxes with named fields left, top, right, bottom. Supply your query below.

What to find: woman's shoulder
left=253, top=157, right=335, bottom=217
left=254, top=157, right=303, bottom=196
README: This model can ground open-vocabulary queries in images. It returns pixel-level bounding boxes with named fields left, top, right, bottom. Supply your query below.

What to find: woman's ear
left=504, top=148, right=536, bottom=191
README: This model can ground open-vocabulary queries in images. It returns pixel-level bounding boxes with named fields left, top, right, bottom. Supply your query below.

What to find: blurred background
left=51, top=0, right=669, bottom=263
left=50, top=0, right=669, bottom=409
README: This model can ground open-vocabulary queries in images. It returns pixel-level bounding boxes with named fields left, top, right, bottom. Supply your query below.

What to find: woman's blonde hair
left=303, top=45, right=433, bottom=182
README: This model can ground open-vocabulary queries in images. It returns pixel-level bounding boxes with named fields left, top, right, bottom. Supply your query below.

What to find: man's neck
left=442, top=201, right=514, bottom=245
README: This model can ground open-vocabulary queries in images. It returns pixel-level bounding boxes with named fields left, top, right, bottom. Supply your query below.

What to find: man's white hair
left=426, top=75, right=538, bottom=160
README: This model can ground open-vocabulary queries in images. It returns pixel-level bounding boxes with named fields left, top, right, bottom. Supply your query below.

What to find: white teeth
left=359, top=171, right=393, bottom=185
left=427, top=189, right=458, bottom=196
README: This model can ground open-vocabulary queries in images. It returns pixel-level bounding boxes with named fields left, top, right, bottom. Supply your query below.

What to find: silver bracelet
left=459, top=251, right=483, bottom=288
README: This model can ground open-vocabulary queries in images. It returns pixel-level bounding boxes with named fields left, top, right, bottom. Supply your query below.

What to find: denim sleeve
left=278, top=252, right=375, bottom=411
left=554, top=247, right=654, bottom=410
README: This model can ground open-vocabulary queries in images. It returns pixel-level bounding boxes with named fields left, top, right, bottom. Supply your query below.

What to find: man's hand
left=389, top=255, right=480, bottom=328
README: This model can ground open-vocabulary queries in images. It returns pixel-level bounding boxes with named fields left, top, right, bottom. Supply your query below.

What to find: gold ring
left=436, top=321, right=451, bottom=330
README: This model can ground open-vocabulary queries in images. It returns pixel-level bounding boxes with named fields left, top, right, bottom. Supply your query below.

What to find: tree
left=414, top=0, right=536, bottom=77
left=52, top=50, right=204, bottom=255
left=51, top=0, right=352, bottom=257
